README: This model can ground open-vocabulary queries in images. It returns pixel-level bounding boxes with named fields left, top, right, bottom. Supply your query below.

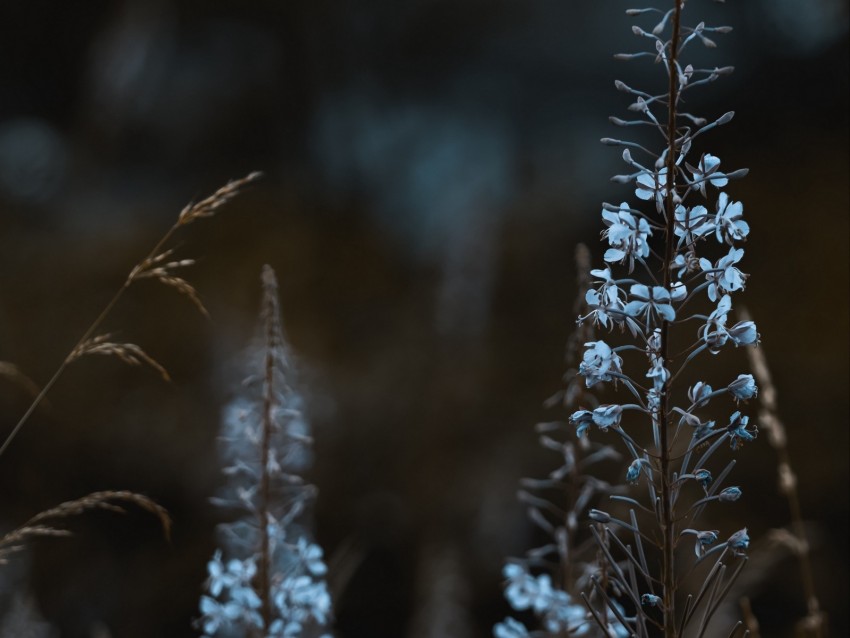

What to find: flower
left=296, top=538, right=328, bottom=576
left=674, top=204, right=713, bottom=247
left=727, top=528, right=750, bottom=555
left=503, top=563, right=537, bottom=611
left=635, top=166, right=668, bottom=204
left=719, top=486, right=742, bottom=502
left=579, top=341, right=623, bottom=387
left=592, top=404, right=623, bottom=429
left=694, top=469, right=712, bottom=488
left=714, top=192, right=749, bottom=245
left=728, top=374, right=757, bottom=401
left=624, top=284, right=676, bottom=326
left=601, top=203, right=652, bottom=271
left=493, top=617, right=530, bottom=638
left=701, top=294, right=732, bottom=353
left=700, top=247, right=747, bottom=302
left=690, top=153, right=728, bottom=196
left=727, top=411, right=757, bottom=450
left=569, top=409, right=594, bottom=437
left=728, top=320, right=759, bottom=346
left=641, top=593, right=662, bottom=607
left=688, top=381, right=713, bottom=408
left=626, top=458, right=649, bottom=484
left=583, top=269, right=628, bottom=329
left=199, top=596, right=241, bottom=635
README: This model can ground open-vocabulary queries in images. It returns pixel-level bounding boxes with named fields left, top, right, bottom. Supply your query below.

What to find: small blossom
left=592, top=404, right=623, bottom=429
left=635, top=166, right=668, bottom=204
left=714, top=192, right=749, bottom=245
left=674, top=204, right=713, bottom=247
left=700, top=247, right=747, bottom=302
left=583, top=280, right=627, bottom=330
left=694, top=469, right=713, bottom=488
left=683, top=529, right=720, bottom=557
left=693, top=419, right=716, bottom=441
left=198, top=596, right=241, bottom=635
left=579, top=341, right=623, bottom=387
left=503, top=564, right=537, bottom=611
left=626, top=458, right=649, bottom=484
left=690, top=153, right=728, bottom=196
left=569, top=409, right=594, bottom=437
left=493, top=617, right=530, bottom=638
left=728, top=374, right=758, bottom=401
left=624, top=284, right=676, bottom=326
left=728, top=320, right=759, bottom=346
left=670, top=281, right=687, bottom=302
left=688, top=381, right=713, bottom=408
left=719, top=486, right=742, bottom=502
left=641, top=593, right=662, bottom=607
left=701, top=295, right=732, bottom=353
left=727, top=411, right=758, bottom=450
left=727, top=528, right=750, bottom=555
left=671, top=251, right=700, bottom=278
left=295, top=538, right=328, bottom=576
left=601, top=203, right=653, bottom=271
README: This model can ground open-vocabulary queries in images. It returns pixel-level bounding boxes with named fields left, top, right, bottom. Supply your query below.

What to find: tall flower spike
left=198, top=266, right=333, bottom=638
left=571, top=3, right=761, bottom=637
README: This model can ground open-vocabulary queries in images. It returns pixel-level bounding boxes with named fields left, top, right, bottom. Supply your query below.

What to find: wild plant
left=494, top=244, right=630, bottom=637
left=499, top=2, right=763, bottom=636
left=197, top=266, right=332, bottom=638
left=0, top=174, right=259, bottom=622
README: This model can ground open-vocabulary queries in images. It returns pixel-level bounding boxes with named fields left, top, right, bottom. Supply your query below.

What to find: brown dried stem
left=0, top=172, right=262, bottom=459
left=0, top=490, right=171, bottom=564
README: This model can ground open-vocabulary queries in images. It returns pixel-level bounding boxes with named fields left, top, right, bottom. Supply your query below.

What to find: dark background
left=0, top=1, right=847, bottom=637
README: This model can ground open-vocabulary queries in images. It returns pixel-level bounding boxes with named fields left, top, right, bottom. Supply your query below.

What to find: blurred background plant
left=0, top=1, right=846, bottom=637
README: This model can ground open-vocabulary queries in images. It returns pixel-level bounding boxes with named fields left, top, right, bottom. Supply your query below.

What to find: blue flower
left=569, top=409, right=594, bottom=437
left=626, top=458, right=649, bottom=484
left=728, top=374, right=758, bottom=401
left=641, top=593, right=662, bottom=607
left=592, top=404, right=623, bottom=429
left=503, top=563, right=537, bottom=611
left=624, top=284, right=676, bottom=326
left=601, top=203, right=652, bottom=271
left=579, top=341, right=623, bottom=387
left=688, top=381, right=713, bottom=408
left=694, top=469, right=712, bottom=488
left=700, top=247, right=747, bottom=302
left=719, top=486, right=742, bottom=502
left=700, top=294, right=732, bottom=353
left=583, top=269, right=628, bottom=329
left=728, top=320, right=759, bottom=346
left=690, top=153, right=728, bottom=196
left=727, top=411, right=757, bottom=450
left=674, top=204, right=713, bottom=247
left=727, top=528, right=750, bottom=555
left=493, top=617, right=530, bottom=638
left=714, top=192, right=749, bottom=245
left=296, top=538, right=328, bottom=576
left=635, top=166, right=668, bottom=204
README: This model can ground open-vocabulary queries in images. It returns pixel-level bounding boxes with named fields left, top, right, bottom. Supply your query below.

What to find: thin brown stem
left=660, top=2, right=683, bottom=636
left=257, top=269, right=278, bottom=632
left=0, top=173, right=260, bottom=459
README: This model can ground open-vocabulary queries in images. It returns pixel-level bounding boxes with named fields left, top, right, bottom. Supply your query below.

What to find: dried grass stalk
left=66, top=335, right=170, bottom=382
left=0, top=490, right=171, bottom=564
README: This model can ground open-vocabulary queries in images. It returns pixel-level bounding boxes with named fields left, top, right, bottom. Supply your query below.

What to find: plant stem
left=660, top=2, right=683, bottom=636
left=258, top=278, right=276, bottom=633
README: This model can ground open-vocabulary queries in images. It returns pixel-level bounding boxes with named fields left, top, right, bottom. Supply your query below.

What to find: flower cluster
left=198, top=267, right=333, bottom=638
left=501, top=4, right=763, bottom=637
left=494, top=564, right=628, bottom=638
